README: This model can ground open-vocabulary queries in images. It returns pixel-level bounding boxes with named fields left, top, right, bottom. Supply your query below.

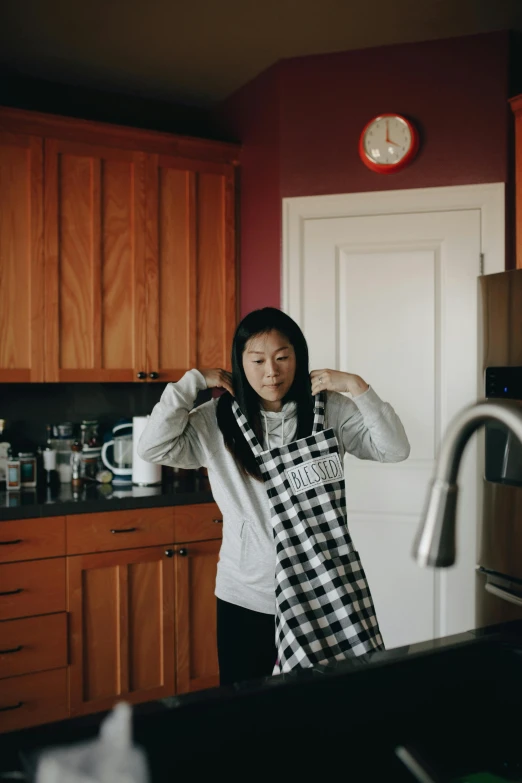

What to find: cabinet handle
left=212, top=518, right=223, bottom=524
left=0, top=539, right=22, bottom=546
left=149, top=372, right=159, bottom=380
left=137, top=372, right=147, bottom=380
left=0, top=588, right=23, bottom=597
left=164, top=549, right=174, bottom=558
left=110, top=527, right=137, bottom=534
left=0, top=645, right=23, bottom=655
left=177, top=548, right=188, bottom=557
left=0, top=702, right=23, bottom=713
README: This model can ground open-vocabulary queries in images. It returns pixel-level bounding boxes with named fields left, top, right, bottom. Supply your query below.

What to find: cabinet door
left=144, top=156, right=237, bottom=381
left=44, top=139, right=147, bottom=381
left=175, top=539, right=220, bottom=693
left=67, top=546, right=175, bottom=716
left=0, top=131, right=44, bottom=382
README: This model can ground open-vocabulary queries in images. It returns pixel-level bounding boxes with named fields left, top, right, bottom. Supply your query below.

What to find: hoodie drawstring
left=261, top=412, right=286, bottom=449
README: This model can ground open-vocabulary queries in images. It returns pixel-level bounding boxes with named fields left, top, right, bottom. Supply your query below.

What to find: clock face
left=359, top=114, right=418, bottom=173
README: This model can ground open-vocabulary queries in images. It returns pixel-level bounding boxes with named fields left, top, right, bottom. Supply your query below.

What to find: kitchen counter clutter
left=1, top=621, right=522, bottom=781
left=0, top=475, right=214, bottom=521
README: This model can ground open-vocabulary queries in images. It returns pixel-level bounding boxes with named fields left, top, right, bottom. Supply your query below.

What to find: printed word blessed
left=285, top=453, right=343, bottom=496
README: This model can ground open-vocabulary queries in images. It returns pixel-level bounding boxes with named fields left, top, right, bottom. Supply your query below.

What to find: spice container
left=7, top=455, right=21, bottom=490
left=18, top=452, right=37, bottom=488
left=71, top=442, right=83, bottom=488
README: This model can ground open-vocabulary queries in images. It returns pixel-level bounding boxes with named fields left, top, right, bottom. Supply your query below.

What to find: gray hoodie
left=138, top=370, right=410, bottom=615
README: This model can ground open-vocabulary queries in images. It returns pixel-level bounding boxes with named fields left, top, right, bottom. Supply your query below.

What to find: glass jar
left=6, top=456, right=21, bottom=491
left=18, top=452, right=37, bottom=488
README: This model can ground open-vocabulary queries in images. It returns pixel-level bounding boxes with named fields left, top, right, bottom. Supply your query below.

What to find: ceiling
left=1, top=0, right=521, bottom=107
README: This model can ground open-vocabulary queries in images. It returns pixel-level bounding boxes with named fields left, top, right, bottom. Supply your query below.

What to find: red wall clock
left=359, top=113, right=419, bottom=174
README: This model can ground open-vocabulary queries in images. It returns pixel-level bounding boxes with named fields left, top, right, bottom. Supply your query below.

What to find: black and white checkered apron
left=232, top=393, right=384, bottom=673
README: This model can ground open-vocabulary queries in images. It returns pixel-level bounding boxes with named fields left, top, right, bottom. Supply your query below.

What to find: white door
left=283, top=185, right=504, bottom=649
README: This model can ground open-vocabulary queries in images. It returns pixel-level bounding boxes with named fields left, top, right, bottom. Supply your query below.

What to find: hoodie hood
left=260, top=401, right=298, bottom=449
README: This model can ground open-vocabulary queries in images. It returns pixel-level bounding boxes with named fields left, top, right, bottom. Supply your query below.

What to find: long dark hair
left=216, top=307, right=314, bottom=480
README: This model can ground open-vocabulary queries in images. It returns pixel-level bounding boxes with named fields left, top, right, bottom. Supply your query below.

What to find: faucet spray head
left=413, top=479, right=458, bottom=568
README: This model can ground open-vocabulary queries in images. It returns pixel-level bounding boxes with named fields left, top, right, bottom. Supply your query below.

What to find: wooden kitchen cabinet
left=175, top=539, right=221, bottom=693
left=44, top=139, right=148, bottom=382
left=67, top=545, right=176, bottom=716
left=0, top=107, right=239, bottom=383
left=0, top=130, right=45, bottom=382
left=144, top=154, right=236, bottom=379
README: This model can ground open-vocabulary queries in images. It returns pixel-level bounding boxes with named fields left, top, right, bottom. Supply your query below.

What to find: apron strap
left=233, top=393, right=326, bottom=455
left=231, top=401, right=264, bottom=458
left=312, top=392, right=326, bottom=434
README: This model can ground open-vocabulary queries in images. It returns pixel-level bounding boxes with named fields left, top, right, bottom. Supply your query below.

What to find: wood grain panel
left=0, top=516, right=65, bottom=563
left=59, top=151, right=95, bottom=369
left=175, top=539, right=220, bottom=693
left=44, top=139, right=144, bottom=381
left=158, top=167, right=194, bottom=370
left=0, top=612, right=67, bottom=679
left=197, top=173, right=227, bottom=369
left=66, top=507, right=174, bottom=555
left=0, top=667, right=68, bottom=734
left=0, top=132, right=44, bottom=382
left=128, top=557, right=174, bottom=692
left=173, top=502, right=223, bottom=543
left=0, top=106, right=240, bottom=165
left=0, top=558, right=66, bottom=621
left=102, top=158, right=134, bottom=369
left=67, top=547, right=175, bottom=716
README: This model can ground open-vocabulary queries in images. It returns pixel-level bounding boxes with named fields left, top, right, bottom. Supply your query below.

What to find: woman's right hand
left=201, top=369, right=234, bottom=396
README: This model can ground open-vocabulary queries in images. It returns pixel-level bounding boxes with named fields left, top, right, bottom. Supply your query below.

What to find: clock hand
left=385, top=120, right=400, bottom=147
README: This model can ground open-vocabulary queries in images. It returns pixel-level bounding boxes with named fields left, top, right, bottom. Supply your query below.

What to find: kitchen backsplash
left=1, top=382, right=211, bottom=452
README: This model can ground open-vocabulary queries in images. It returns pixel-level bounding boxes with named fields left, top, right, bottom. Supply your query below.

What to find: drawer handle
left=0, top=539, right=22, bottom=546
left=0, top=588, right=23, bottom=597
left=213, top=518, right=223, bottom=524
left=0, top=645, right=23, bottom=655
left=178, top=548, right=188, bottom=557
left=110, top=527, right=138, bottom=534
left=0, top=701, right=23, bottom=712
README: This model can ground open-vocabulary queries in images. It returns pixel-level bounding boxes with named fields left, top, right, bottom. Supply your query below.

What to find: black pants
left=216, top=598, right=277, bottom=686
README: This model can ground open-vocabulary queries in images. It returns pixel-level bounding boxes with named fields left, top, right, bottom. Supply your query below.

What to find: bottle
left=71, top=441, right=83, bottom=488
left=0, top=419, right=11, bottom=489
left=6, top=450, right=21, bottom=491
left=19, top=452, right=37, bottom=488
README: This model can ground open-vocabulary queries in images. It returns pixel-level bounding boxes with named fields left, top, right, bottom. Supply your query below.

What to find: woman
left=138, top=307, right=410, bottom=685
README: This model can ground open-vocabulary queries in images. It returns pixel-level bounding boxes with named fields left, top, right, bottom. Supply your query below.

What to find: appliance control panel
left=485, top=367, right=522, bottom=400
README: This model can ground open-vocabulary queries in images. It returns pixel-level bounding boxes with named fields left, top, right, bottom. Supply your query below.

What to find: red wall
left=215, top=32, right=512, bottom=315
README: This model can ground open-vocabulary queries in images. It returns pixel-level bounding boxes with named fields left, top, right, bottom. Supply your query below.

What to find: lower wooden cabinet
left=67, top=537, right=221, bottom=717
left=0, top=668, right=68, bottom=734
left=175, top=539, right=220, bottom=693
left=67, top=545, right=176, bottom=716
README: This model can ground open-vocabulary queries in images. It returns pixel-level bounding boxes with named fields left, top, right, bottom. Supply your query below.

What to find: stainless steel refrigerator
left=476, top=268, right=522, bottom=627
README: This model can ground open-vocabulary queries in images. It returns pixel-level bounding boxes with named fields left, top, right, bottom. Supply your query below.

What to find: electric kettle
left=101, top=422, right=133, bottom=485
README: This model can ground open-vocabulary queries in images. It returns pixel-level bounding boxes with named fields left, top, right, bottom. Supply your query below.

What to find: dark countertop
left=3, top=619, right=522, bottom=781
left=0, top=475, right=214, bottom=521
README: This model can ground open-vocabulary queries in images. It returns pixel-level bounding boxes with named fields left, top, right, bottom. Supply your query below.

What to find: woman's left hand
left=310, top=369, right=369, bottom=397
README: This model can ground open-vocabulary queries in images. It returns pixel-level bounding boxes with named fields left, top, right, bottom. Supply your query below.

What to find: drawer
left=0, top=668, right=68, bottom=734
left=0, top=613, right=67, bottom=679
left=173, top=503, right=223, bottom=543
left=66, top=508, right=174, bottom=555
left=0, top=516, right=65, bottom=563
left=0, top=558, right=66, bottom=621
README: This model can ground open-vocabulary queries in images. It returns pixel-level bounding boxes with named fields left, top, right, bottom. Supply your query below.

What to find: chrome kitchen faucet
left=413, top=401, right=522, bottom=568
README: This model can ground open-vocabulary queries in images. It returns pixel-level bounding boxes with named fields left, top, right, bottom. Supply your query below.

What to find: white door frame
left=282, top=183, right=505, bottom=640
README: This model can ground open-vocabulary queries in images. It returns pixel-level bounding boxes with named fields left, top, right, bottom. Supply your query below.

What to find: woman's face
left=242, top=329, right=296, bottom=412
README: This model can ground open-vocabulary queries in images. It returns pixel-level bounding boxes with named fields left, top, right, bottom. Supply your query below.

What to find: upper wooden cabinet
left=0, top=107, right=239, bottom=382
left=0, top=131, right=45, bottom=382
left=144, top=154, right=236, bottom=381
